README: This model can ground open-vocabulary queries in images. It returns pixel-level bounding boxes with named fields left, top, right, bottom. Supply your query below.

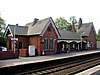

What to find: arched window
left=50, top=38, right=53, bottom=50
left=47, top=26, right=51, bottom=32
left=44, top=38, right=48, bottom=50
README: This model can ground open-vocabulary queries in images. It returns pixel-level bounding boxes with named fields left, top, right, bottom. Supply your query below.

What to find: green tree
left=98, top=29, right=100, bottom=36
left=0, top=14, right=6, bottom=37
left=96, top=29, right=100, bottom=41
left=0, top=14, right=6, bottom=46
left=54, top=16, right=77, bottom=31
left=54, top=17, right=68, bottom=30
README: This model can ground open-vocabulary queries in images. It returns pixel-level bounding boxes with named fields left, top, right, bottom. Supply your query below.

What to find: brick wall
left=40, top=24, right=58, bottom=55
left=29, top=36, right=41, bottom=55
left=0, top=50, right=18, bottom=59
left=16, top=36, right=29, bottom=48
left=87, top=29, right=97, bottom=50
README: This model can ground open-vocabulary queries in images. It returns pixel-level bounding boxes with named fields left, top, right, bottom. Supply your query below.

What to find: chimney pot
left=33, top=18, right=39, bottom=25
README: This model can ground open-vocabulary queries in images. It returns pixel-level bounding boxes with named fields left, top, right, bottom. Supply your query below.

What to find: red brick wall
left=29, top=36, right=41, bottom=55
left=87, top=29, right=97, bottom=50
left=6, top=35, right=29, bottom=49
left=40, top=24, right=58, bottom=55
left=0, top=50, right=18, bottom=59
left=19, top=49, right=28, bottom=57
left=6, top=35, right=13, bottom=50
left=16, top=36, right=29, bottom=48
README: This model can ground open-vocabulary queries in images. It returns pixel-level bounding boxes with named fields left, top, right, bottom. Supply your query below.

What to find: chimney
left=78, top=18, right=82, bottom=29
left=33, top=18, right=39, bottom=25
left=72, top=19, right=76, bottom=32
left=16, top=24, right=18, bottom=26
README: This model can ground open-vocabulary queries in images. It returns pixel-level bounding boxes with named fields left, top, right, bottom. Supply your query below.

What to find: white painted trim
left=57, top=40, right=86, bottom=43
left=4, top=26, right=13, bottom=37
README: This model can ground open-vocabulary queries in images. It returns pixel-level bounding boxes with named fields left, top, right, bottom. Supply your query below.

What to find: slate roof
left=8, top=25, right=28, bottom=35
left=76, top=22, right=94, bottom=36
left=6, top=17, right=95, bottom=41
left=58, top=22, right=95, bottom=40
left=58, top=30, right=80, bottom=40
left=27, top=17, right=50, bottom=35
left=7, top=17, right=60, bottom=36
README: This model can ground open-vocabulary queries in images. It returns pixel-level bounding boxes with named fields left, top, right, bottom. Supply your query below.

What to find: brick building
left=57, top=18, right=97, bottom=52
left=4, top=17, right=97, bottom=58
left=4, top=17, right=60, bottom=56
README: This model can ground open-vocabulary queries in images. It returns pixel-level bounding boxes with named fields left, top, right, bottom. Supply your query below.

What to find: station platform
left=0, top=49, right=100, bottom=68
left=75, top=65, right=100, bottom=75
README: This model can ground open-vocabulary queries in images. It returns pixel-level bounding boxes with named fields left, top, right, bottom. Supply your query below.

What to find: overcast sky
left=0, top=0, right=100, bottom=33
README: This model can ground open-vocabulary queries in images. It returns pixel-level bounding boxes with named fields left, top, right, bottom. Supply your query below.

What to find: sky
left=0, top=0, right=100, bottom=33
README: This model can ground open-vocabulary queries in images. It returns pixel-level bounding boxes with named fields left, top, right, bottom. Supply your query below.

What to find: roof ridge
left=8, top=24, right=27, bottom=27
left=26, top=17, right=51, bottom=26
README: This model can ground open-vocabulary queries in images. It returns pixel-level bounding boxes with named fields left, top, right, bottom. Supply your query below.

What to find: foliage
left=98, top=29, right=100, bottom=36
left=0, top=14, right=6, bottom=36
left=96, top=29, right=100, bottom=41
left=54, top=16, right=77, bottom=31
left=54, top=17, right=68, bottom=30
left=0, top=37, right=7, bottom=47
left=0, top=14, right=6, bottom=46
left=96, top=35, right=100, bottom=41
left=68, top=16, right=77, bottom=25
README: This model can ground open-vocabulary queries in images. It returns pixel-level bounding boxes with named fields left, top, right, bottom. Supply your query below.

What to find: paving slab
left=0, top=50, right=100, bottom=68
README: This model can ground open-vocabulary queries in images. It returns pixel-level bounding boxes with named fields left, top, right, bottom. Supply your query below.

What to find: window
left=47, top=26, right=51, bottom=32
left=9, top=39, right=11, bottom=49
left=87, top=42, right=90, bottom=47
left=50, top=39, right=53, bottom=50
left=73, top=44, right=75, bottom=48
left=91, top=42, right=94, bottom=47
left=44, top=38, right=48, bottom=50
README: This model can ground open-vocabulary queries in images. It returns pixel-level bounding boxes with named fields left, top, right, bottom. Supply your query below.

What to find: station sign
left=11, top=38, right=18, bottom=41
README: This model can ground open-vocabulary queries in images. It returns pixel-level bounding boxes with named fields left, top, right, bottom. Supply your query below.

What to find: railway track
left=14, top=53, right=100, bottom=75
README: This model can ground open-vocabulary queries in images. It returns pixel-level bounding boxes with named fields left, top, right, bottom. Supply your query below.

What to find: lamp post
left=14, top=24, right=18, bottom=55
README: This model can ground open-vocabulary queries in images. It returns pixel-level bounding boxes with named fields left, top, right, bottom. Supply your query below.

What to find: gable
left=40, top=17, right=60, bottom=38
left=4, top=26, right=13, bottom=37
left=4, top=25, right=28, bottom=37
left=4, top=17, right=60, bottom=37
left=89, top=25, right=96, bottom=38
left=27, top=17, right=50, bottom=35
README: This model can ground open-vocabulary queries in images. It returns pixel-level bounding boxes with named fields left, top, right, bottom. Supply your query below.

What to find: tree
left=0, top=14, right=6, bottom=47
left=68, top=16, right=77, bottom=25
left=54, top=16, right=77, bottom=31
left=96, top=29, right=100, bottom=41
left=54, top=17, right=68, bottom=30
left=0, top=37, right=7, bottom=47
left=67, top=16, right=77, bottom=31
left=0, top=14, right=6, bottom=37
left=98, top=29, right=100, bottom=36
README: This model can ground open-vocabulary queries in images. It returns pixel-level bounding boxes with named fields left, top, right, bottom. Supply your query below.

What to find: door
left=18, top=42, right=22, bottom=49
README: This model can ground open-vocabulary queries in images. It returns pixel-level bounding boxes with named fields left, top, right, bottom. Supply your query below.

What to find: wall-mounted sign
left=11, top=38, right=18, bottom=41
